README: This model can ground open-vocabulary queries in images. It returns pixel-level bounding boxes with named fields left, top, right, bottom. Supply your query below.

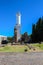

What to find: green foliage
left=31, top=17, right=43, bottom=42
left=21, top=32, right=29, bottom=44
left=7, top=37, right=13, bottom=43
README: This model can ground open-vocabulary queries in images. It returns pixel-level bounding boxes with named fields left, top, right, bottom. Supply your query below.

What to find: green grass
left=30, top=43, right=43, bottom=50
left=0, top=45, right=29, bottom=52
left=0, top=43, right=43, bottom=52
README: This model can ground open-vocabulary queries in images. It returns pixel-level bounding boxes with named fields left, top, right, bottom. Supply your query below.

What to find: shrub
left=24, top=48, right=28, bottom=52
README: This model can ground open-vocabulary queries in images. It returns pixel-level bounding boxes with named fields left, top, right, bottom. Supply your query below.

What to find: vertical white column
left=16, top=12, right=21, bottom=42
left=16, top=12, right=21, bottom=26
left=18, top=15, right=21, bottom=25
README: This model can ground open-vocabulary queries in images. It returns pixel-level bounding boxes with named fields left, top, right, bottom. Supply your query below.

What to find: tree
left=24, top=32, right=29, bottom=43
left=7, top=37, right=13, bottom=43
left=31, top=17, right=43, bottom=43
left=21, top=32, right=29, bottom=44
left=32, top=24, right=36, bottom=42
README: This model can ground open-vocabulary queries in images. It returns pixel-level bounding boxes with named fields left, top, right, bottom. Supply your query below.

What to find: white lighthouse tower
left=16, top=12, right=21, bottom=26
left=14, top=12, right=21, bottom=42
left=16, top=12, right=21, bottom=42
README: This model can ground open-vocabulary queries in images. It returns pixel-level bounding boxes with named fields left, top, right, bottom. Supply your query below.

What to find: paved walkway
left=0, top=52, right=43, bottom=65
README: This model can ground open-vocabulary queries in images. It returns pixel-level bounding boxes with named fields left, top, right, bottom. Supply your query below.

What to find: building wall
left=0, top=36, right=7, bottom=44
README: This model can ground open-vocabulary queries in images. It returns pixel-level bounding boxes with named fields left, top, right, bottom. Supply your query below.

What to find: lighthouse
left=14, top=12, right=21, bottom=43
left=16, top=12, right=21, bottom=26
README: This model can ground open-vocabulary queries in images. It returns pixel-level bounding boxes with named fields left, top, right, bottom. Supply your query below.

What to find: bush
left=24, top=48, right=28, bottom=52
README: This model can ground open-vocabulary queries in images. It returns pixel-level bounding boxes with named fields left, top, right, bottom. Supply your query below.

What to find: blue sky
left=0, top=0, right=43, bottom=36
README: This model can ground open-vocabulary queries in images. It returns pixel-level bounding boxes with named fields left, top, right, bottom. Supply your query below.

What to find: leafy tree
left=31, top=17, right=43, bottom=43
left=7, top=37, right=13, bottom=43
left=32, top=24, right=36, bottom=42
left=21, top=32, right=29, bottom=44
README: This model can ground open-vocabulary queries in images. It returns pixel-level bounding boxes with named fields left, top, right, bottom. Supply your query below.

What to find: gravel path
left=0, top=52, right=43, bottom=65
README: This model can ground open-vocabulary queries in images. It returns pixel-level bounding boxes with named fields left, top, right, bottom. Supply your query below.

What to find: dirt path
left=0, top=52, right=43, bottom=65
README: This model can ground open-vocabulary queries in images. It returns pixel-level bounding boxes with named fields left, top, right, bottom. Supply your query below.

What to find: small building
left=0, top=35, right=7, bottom=44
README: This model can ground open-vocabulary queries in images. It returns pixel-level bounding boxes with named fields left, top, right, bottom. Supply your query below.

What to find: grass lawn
left=30, top=43, right=43, bottom=50
left=0, top=43, right=43, bottom=52
left=0, top=45, right=29, bottom=52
